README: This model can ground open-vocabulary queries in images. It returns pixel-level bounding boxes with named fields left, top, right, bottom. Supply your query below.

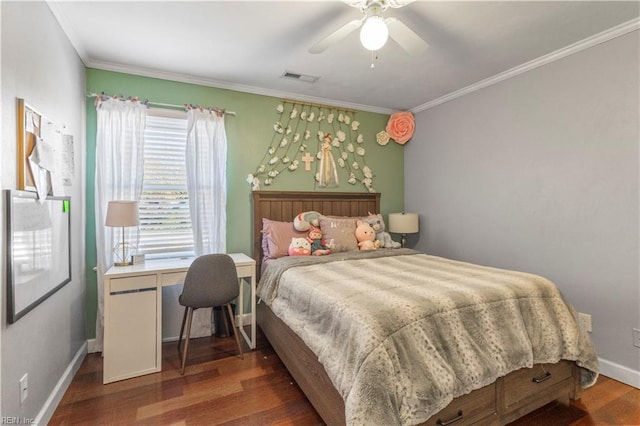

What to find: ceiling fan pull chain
left=370, top=51, right=380, bottom=69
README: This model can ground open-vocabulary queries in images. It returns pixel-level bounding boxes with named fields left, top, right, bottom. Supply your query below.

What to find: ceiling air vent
left=281, top=71, right=319, bottom=83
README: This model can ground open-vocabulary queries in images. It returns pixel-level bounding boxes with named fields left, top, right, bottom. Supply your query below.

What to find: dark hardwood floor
left=50, top=327, right=640, bottom=425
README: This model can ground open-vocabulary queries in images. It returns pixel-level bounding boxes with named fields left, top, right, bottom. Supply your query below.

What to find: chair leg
left=226, top=303, right=244, bottom=360
left=221, top=305, right=231, bottom=337
left=177, top=306, right=188, bottom=353
left=180, top=307, right=194, bottom=375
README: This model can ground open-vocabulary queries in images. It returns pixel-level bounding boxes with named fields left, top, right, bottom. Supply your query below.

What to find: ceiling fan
left=309, top=0, right=429, bottom=56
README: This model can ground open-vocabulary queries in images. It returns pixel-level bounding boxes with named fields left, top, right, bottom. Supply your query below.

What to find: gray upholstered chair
left=177, top=254, right=244, bottom=374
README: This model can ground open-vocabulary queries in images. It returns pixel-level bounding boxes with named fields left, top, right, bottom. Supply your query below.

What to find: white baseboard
left=34, top=341, right=88, bottom=426
left=598, top=357, right=640, bottom=389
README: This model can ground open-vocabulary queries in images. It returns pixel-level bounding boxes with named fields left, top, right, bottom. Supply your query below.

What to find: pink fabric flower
left=385, top=112, right=415, bottom=145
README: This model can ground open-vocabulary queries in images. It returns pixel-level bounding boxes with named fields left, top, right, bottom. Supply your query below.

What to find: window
left=138, top=109, right=194, bottom=259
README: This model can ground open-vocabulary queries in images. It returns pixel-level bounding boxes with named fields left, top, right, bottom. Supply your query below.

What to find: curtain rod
left=86, top=93, right=237, bottom=116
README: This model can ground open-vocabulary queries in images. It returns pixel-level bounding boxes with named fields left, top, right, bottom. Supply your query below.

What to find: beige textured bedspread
left=258, top=251, right=599, bottom=425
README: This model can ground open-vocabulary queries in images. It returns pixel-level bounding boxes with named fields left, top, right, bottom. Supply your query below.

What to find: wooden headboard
left=252, top=191, right=381, bottom=273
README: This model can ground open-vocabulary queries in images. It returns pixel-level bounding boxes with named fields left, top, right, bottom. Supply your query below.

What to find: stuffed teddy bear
left=288, top=237, right=311, bottom=256
left=363, top=212, right=401, bottom=248
left=355, top=219, right=380, bottom=251
left=307, top=226, right=331, bottom=256
left=293, top=211, right=322, bottom=232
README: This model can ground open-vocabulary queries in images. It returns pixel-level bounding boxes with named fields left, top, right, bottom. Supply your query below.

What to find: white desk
left=103, top=253, right=256, bottom=384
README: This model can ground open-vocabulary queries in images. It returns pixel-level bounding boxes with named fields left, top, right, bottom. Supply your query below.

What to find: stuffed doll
left=307, top=226, right=331, bottom=256
left=293, top=211, right=322, bottom=232
left=355, top=220, right=380, bottom=251
left=288, top=237, right=311, bottom=256
left=364, top=212, right=401, bottom=248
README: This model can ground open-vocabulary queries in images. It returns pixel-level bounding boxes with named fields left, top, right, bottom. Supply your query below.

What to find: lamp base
left=113, top=240, right=133, bottom=267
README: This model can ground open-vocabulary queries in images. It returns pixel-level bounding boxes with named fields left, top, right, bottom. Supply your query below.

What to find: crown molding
left=411, top=17, right=640, bottom=114
left=85, top=60, right=396, bottom=116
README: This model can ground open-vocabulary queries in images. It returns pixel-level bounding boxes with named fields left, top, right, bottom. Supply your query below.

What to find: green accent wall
left=85, top=68, right=404, bottom=338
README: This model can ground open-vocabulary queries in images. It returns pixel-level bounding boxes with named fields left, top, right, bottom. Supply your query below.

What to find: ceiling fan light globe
left=360, top=16, right=389, bottom=51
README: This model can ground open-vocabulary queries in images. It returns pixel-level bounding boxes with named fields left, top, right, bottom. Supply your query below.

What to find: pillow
left=318, top=215, right=358, bottom=252
left=261, top=218, right=307, bottom=259
left=261, top=230, right=271, bottom=259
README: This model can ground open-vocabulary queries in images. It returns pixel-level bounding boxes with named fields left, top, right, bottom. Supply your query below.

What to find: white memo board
left=5, top=190, right=71, bottom=323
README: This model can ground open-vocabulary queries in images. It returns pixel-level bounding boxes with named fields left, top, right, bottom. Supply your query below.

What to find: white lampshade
left=388, top=212, right=419, bottom=234
left=360, top=15, right=389, bottom=51
left=105, top=200, right=139, bottom=227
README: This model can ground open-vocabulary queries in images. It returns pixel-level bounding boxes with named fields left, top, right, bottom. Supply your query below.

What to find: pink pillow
left=261, top=218, right=308, bottom=259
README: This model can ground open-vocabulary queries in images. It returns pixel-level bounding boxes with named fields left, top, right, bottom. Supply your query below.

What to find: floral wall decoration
left=377, top=111, right=415, bottom=146
left=247, top=100, right=376, bottom=192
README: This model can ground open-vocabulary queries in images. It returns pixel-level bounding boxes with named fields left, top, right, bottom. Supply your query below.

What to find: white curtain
left=186, top=109, right=227, bottom=254
left=185, top=109, right=228, bottom=337
left=94, top=98, right=146, bottom=352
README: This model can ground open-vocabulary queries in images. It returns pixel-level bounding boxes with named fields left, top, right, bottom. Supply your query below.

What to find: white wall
left=1, top=1, right=86, bottom=421
left=406, top=31, right=639, bottom=386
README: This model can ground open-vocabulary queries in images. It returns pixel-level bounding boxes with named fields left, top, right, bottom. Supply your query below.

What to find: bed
left=252, top=190, right=598, bottom=425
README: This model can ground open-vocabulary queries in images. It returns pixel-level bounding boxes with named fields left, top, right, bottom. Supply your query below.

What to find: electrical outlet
left=19, top=373, right=28, bottom=404
left=578, top=313, right=592, bottom=333
left=634, top=328, right=640, bottom=348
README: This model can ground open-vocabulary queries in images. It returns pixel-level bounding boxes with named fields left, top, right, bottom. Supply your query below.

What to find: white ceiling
left=47, top=1, right=639, bottom=114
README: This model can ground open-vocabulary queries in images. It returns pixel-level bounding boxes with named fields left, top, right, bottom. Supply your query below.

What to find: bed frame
left=252, top=190, right=582, bottom=425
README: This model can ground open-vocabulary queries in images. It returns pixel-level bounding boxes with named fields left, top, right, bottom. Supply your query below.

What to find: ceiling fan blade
left=386, top=0, right=416, bottom=8
left=385, top=17, right=429, bottom=56
left=341, top=0, right=415, bottom=9
left=309, top=19, right=363, bottom=54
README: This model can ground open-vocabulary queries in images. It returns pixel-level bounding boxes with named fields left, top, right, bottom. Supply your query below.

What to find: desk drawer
left=162, top=271, right=187, bottom=286
left=235, top=264, right=254, bottom=279
left=110, top=274, right=156, bottom=293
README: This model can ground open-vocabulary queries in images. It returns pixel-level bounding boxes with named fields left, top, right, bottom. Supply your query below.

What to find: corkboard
left=17, top=98, right=42, bottom=192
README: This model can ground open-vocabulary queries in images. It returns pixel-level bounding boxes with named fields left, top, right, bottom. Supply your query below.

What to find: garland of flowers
left=247, top=101, right=376, bottom=192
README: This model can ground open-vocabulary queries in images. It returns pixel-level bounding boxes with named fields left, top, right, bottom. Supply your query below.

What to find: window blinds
left=138, top=113, right=194, bottom=259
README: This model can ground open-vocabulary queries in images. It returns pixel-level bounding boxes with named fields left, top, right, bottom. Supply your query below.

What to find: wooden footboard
left=258, top=302, right=582, bottom=426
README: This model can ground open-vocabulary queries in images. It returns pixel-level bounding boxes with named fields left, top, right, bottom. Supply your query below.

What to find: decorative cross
left=301, top=152, right=315, bottom=171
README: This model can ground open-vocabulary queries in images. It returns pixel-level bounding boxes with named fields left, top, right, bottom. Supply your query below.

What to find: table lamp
left=388, top=212, right=419, bottom=248
left=105, top=200, right=139, bottom=266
